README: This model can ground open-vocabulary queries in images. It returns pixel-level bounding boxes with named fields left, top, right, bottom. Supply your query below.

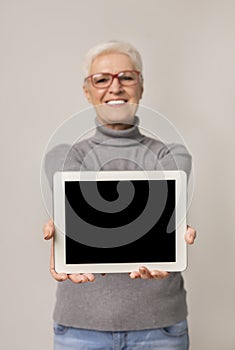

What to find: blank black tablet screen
left=65, top=180, right=176, bottom=264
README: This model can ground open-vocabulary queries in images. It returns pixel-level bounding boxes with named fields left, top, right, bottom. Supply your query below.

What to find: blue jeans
left=54, top=319, right=189, bottom=350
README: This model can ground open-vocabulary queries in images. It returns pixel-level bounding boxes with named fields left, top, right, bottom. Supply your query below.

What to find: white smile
left=106, top=100, right=127, bottom=105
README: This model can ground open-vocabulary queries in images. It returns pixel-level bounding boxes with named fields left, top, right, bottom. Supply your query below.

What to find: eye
left=96, top=77, right=109, bottom=84
left=93, top=74, right=111, bottom=85
left=123, top=76, right=134, bottom=81
left=118, top=72, right=138, bottom=84
left=120, top=74, right=134, bottom=81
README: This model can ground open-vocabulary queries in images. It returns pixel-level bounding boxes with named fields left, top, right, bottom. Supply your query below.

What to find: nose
left=108, top=76, right=123, bottom=94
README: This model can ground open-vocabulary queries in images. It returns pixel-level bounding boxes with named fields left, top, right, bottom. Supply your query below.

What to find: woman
left=43, top=40, right=196, bottom=350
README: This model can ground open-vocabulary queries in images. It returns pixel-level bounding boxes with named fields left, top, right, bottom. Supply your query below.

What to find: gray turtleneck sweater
left=45, top=116, right=191, bottom=331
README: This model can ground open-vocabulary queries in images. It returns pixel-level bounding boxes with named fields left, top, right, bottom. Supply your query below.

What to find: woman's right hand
left=43, top=219, right=95, bottom=283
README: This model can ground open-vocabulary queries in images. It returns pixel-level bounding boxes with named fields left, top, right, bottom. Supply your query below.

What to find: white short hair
left=82, top=40, right=143, bottom=77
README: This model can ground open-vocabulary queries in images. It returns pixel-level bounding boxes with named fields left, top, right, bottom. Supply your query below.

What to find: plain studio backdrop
left=1, top=0, right=234, bottom=349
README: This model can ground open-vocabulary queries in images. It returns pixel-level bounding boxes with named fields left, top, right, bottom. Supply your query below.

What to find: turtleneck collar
left=92, top=116, right=144, bottom=145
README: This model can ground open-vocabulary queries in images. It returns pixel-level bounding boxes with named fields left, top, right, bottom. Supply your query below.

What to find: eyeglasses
left=85, top=70, right=141, bottom=89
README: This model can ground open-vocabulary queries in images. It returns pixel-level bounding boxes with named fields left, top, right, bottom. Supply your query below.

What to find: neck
left=104, top=123, right=132, bottom=130
left=97, top=116, right=134, bottom=131
left=93, top=115, right=144, bottom=145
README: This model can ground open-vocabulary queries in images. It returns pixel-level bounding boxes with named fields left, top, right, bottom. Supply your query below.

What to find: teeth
left=107, top=100, right=126, bottom=105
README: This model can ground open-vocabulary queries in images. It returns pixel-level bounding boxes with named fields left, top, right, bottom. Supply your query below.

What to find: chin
left=103, top=114, right=135, bottom=126
left=95, top=103, right=138, bottom=126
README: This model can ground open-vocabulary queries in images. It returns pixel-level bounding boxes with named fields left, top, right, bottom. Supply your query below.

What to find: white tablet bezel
left=53, top=170, right=187, bottom=273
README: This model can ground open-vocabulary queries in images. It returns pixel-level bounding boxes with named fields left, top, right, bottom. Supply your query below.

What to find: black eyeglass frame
left=84, top=70, right=142, bottom=89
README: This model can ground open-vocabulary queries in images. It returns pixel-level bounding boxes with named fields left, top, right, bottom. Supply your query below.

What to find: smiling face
left=83, top=53, right=143, bottom=129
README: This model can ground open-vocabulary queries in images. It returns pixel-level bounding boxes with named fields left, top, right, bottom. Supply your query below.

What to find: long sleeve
left=158, top=143, right=192, bottom=179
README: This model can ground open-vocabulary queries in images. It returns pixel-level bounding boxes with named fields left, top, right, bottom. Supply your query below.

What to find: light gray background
left=1, top=0, right=234, bottom=349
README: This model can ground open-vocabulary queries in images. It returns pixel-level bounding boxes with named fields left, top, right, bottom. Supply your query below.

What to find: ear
left=139, top=83, right=144, bottom=100
left=83, top=83, right=92, bottom=103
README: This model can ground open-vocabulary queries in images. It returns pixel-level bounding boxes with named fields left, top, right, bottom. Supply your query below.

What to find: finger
left=139, top=266, right=152, bottom=279
left=48, top=218, right=54, bottom=226
left=50, top=268, right=68, bottom=282
left=84, top=273, right=95, bottom=282
left=43, top=219, right=55, bottom=240
left=150, top=270, right=170, bottom=279
left=68, top=274, right=86, bottom=283
left=185, top=225, right=197, bottom=245
left=68, top=274, right=91, bottom=284
left=68, top=273, right=95, bottom=283
left=129, top=271, right=140, bottom=279
left=50, top=238, right=68, bottom=281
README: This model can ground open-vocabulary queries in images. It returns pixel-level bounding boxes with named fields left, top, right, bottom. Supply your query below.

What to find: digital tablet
left=53, top=170, right=187, bottom=273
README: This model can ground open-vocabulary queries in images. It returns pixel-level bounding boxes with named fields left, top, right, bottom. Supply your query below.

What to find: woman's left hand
left=129, top=225, right=197, bottom=280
